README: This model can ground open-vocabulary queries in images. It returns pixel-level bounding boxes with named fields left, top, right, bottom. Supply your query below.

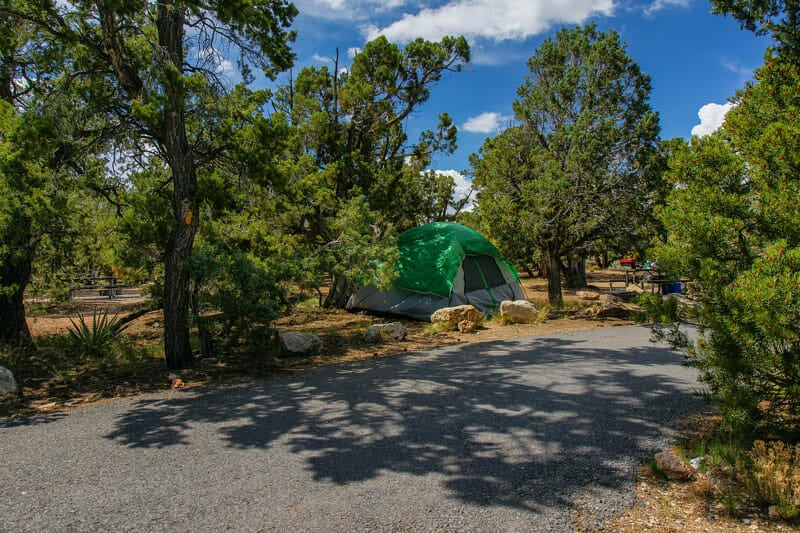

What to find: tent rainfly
left=346, top=222, right=527, bottom=321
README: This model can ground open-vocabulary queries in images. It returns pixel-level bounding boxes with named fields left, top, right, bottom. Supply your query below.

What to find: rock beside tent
left=430, top=305, right=483, bottom=330
left=499, top=300, right=539, bottom=324
left=277, top=330, right=323, bottom=357
left=430, top=300, right=542, bottom=329
left=365, top=322, right=407, bottom=343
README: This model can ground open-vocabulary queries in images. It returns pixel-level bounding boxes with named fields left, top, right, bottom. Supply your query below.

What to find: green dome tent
left=346, top=222, right=527, bottom=321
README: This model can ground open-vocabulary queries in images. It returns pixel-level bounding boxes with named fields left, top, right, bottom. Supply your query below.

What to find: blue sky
left=270, top=0, right=772, bottom=189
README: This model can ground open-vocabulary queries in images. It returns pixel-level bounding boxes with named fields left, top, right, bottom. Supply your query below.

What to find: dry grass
left=743, top=441, right=800, bottom=520
left=607, top=414, right=799, bottom=532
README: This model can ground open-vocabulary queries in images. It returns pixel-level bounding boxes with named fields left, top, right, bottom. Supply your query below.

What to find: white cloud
left=197, top=47, right=237, bottom=79
left=312, top=53, right=334, bottom=63
left=293, top=0, right=408, bottom=20
left=347, top=47, right=361, bottom=59
left=643, top=0, right=689, bottom=16
left=721, top=58, right=758, bottom=85
left=462, top=112, right=511, bottom=134
left=691, top=102, right=734, bottom=137
left=295, top=0, right=347, bottom=15
left=436, top=169, right=475, bottom=212
left=363, top=0, right=615, bottom=43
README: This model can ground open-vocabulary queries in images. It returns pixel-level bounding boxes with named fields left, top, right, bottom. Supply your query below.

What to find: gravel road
left=1, top=325, right=707, bottom=532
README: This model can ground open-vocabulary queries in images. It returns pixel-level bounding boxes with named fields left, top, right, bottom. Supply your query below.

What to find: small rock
left=499, top=300, right=538, bottom=324
left=171, top=378, right=185, bottom=389
left=430, top=305, right=483, bottom=329
left=365, top=322, right=407, bottom=343
left=277, top=330, right=323, bottom=357
left=576, top=290, right=600, bottom=300
left=655, top=447, right=696, bottom=480
left=586, top=302, right=643, bottom=319
left=0, top=366, right=19, bottom=398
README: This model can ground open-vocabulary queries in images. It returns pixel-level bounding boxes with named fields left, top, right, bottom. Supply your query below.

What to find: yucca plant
left=67, top=309, right=131, bottom=359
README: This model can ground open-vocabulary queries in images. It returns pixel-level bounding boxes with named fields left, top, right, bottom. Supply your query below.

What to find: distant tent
left=346, top=222, right=527, bottom=320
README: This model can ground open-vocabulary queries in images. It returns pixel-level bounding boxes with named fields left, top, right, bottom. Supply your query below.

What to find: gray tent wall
left=347, top=254, right=527, bottom=321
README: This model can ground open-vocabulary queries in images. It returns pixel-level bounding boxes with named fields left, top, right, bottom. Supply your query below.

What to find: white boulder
left=499, top=300, right=539, bottom=324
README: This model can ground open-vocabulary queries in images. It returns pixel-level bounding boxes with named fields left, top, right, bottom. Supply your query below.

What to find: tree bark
left=189, top=277, right=215, bottom=358
left=0, top=215, right=34, bottom=348
left=538, top=255, right=548, bottom=278
left=544, top=247, right=563, bottom=307
left=564, top=256, right=587, bottom=289
left=163, top=195, right=196, bottom=369
left=324, top=274, right=355, bottom=309
left=159, top=2, right=197, bottom=369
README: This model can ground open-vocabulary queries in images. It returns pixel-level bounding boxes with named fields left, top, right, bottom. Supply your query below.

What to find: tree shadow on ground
left=104, top=326, right=707, bottom=518
left=0, top=411, right=67, bottom=428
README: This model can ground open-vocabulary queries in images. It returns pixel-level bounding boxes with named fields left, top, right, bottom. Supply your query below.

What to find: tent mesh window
left=463, top=255, right=508, bottom=292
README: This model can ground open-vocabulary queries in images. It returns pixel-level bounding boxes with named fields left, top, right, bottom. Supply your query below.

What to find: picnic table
left=607, top=268, right=685, bottom=295
left=68, top=276, right=121, bottom=299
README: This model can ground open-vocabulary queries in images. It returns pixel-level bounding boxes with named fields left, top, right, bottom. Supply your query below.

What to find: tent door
left=462, top=255, right=511, bottom=307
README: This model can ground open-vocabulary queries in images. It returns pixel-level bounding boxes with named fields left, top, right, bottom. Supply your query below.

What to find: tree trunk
left=189, top=277, right=215, bottom=358
left=544, top=247, right=563, bottom=307
left=0, top=216, right=34, bottom=348
left=564, top=256, right=587, bottom=289
left=538, top=255, right=548, bottom=278
left=159, top=2, right=197, bottom=369
left=324, top=273, right=355, bottom=309
left=163, top=200, right=196, bottom=369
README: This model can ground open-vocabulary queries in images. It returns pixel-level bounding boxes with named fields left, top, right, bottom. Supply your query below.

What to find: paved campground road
left=1, top=325, right=707, bottom=532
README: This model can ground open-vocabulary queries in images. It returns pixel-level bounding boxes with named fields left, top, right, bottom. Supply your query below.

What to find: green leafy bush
left=651, top=56, right=800, bottom=437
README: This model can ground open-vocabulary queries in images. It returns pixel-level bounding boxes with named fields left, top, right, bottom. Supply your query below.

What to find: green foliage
left=66, top=309, right=131, bottom=359
left=0, top=0, right=298, bottom=369
left=634, top=292, right=682, bottom=326
left=653, top=55, right=800, bottom=436
left=0, top=94, right=63, bottom=344
left=187, top=239, right=284, bottom=348
left=273, top=36, right=469, bottom=307
left=471, top=24, right=662, bottom=305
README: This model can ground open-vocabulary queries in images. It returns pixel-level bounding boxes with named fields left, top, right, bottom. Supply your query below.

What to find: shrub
left=66, top=308, right=130, bottom=359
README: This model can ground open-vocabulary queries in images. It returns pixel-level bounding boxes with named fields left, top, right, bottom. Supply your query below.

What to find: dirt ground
left=19, top=271, right=633, bottom=409
left=14, top=270, right=790, bottom=532
left=25, top=269, right=631, bottom=345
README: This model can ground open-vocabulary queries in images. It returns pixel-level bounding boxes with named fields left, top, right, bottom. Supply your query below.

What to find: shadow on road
left=104, top=328, right=707, bottom=513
